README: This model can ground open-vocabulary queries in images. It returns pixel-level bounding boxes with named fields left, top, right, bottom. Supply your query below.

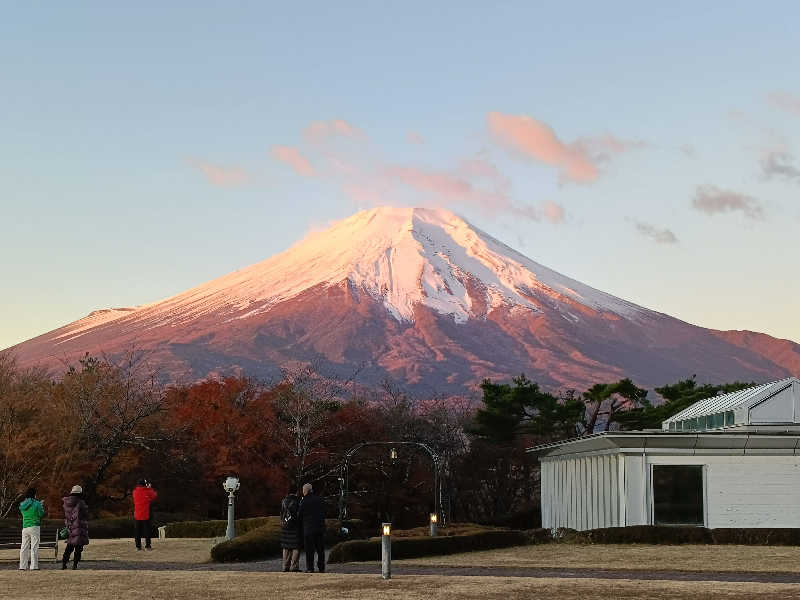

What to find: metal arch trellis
left=338, top=441, right=444, bottom=528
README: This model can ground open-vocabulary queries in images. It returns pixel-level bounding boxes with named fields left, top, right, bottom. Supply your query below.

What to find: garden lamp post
left=223, top=476, right=240, bottom=540
left=381, top=522, right=392, bottom=579
left=429, top=512, right=438, bottom=537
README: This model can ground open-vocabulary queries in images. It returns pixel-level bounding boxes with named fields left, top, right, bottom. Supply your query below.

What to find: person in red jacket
left=132, top=479, right=157, bottom=550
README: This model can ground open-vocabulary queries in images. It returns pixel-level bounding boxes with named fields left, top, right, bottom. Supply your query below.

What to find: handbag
left=58, top=526, right=69, bottom=540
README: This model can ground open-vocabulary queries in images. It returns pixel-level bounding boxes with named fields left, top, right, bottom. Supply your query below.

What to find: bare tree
left=54, top=351, right=169, bottom=505
left=262, top=364, right=342, bottom=488
left=0, top=353, right=51, bottom=517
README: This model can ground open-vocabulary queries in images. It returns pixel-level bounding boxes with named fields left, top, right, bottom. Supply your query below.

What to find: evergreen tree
left=615, top=376, right=754, bottom=430
left=471, top=375, right=584, bottom=443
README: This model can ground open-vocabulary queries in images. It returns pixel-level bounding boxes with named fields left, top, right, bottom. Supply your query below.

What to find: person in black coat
left=297, top=483, right=325, bottom=573
left=279, top=489, right=301, bottom=572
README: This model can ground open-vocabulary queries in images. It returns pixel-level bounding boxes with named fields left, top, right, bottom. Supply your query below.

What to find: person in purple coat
left=61, top=485, right=89, bottom=570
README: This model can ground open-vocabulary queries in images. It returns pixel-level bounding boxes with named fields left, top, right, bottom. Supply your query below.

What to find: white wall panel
left=541, top=453, right=626, bottom=531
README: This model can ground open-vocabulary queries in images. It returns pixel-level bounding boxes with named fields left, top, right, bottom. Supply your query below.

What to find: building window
left=652, top=465, right=704, bottom=526
left=725, top=411, right=734, bottom=426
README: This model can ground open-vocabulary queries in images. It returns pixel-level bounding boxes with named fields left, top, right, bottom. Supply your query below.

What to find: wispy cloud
left=303, top=119, right=365, bottom=142
left=382, top=165, right=508, bottom=211
left=768, top=92, right=800, bottom=115
left=692, top=185, right=764, bottom=220
left=634, top=221, right=678, bottom=244
left=407, top=131, right=425, bottom=145
left=488, top=112, right=598, bottom=183
left=487, top=112, right=644, bottom=184
left=189, top=159, right=249, bottom=187
left=761, top=151, right=800, bottom=182
left=270, top=145, right=315, bottom=176
left=542, top=201, right=566, bottom=224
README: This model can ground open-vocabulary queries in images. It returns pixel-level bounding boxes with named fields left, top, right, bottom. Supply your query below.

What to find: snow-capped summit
left=8, top=207, right=800, bottom=392
left=62, top=206, right=642, bottom=338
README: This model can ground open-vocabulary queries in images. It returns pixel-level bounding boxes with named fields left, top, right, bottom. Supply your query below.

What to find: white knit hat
left=70, top=485, right=83, bottom=494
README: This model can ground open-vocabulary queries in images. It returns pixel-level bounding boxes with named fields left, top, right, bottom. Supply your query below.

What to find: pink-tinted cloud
left=270, top=145, right=315, bottom=176
left=575, top=133, right=647, bottom=159
left=542, top=201, right=565, bottom=224
left=488, top=112, right=598, bottom=183
left=487, top=112, right=644, bottom=183
left=303, top=119, right=365, bottom=142
left=189, top=159, right=249, bottom=187
left=407, top=131, right=425, bottom=144
left=768, top=92, right=800, bottom=115
left=692, top=185, right=764, bottom=220
left=380, top=163, right=554, bottom=223
left=383, top=165, right=500, bottom=206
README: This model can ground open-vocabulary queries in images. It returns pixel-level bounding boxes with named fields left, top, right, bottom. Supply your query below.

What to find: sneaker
left=145, top=547, right=153, bottom=551
left=136, top=548, right=142, bottom=551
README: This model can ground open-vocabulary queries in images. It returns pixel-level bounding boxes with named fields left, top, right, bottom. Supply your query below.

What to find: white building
left=530, top=377, right=800, bottom=530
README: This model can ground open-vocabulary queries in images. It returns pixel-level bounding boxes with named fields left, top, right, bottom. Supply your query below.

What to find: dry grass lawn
left=398, top=543, right=800, bottom=573
left=1, top=571, right=800, bottom=600
left=0, top=537, right=213, bottom=564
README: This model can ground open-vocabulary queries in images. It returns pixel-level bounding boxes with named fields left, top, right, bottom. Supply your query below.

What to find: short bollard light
left=223, top=476, right=240, bottom=540
left=429, top=512, right=438, bottom=537
left=390, top=447, right=398, bottom=461
left=381, top=522, right=392, bottom=580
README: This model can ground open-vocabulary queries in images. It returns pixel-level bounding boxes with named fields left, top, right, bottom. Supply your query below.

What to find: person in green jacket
left=19, top=488, right=45, bottom=570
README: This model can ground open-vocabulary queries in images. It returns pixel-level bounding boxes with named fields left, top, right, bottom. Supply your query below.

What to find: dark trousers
left=303, top=531, right=325, bottom=572
left=135, top=519, right=152, bottom=549
left=62, top=544, right=83, bottom=568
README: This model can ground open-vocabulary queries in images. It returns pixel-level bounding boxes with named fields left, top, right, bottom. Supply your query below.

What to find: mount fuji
left=8, top=207, right=800, bottom=393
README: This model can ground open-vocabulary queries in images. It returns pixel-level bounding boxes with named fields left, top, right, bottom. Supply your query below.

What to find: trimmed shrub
left=210, top=519, right=363, bottom=563
left=524, top=528, right=554, bottom=544
left=388, top=523, right=501, bottom=539
left=88, top=517, right=138, bottom=539
left=328, top=529, right=528, bottom=563
left=164, top=517, right=275, bottom=538
left=578, top=525, right=712, bottom=545
left=711, top=528, right=800, bottom=546
left=211, top=520, right=282, bottom=562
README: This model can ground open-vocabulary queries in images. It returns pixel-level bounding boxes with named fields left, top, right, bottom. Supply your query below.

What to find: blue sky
left=2, top=1, right=799, bottom=349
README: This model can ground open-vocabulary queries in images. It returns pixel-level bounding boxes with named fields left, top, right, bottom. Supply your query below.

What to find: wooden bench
left=0, top=526, right=60, bottom=562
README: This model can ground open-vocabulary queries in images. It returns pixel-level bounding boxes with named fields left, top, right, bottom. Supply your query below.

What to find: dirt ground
left=2, top=571, right=800, bottom=600
left=397, top=543, right=800, bottom=573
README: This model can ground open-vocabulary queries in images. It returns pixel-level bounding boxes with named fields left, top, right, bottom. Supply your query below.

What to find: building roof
left=526, top=428, right=800, bottom=458
left=662, top=377, right=800, bottom=427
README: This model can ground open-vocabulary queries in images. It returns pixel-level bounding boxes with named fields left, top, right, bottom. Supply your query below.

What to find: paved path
left=5, top=560, right=800, bottom=583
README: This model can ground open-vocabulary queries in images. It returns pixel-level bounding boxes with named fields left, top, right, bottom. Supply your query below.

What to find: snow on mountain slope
left=65, top=207, right=645, bottom=342
left=9, top=206, right=798, bottom=392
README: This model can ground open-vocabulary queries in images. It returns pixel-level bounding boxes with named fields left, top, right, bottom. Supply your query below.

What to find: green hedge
left=576, top=525, right=713, bottom=545
left=210, top=519, right=363, bottom=563
left=164, top=517, right=275, bottom=538
left=711, top=528, right=800, bottom=546
left=524, top=528, right=554, bottom=544
left=328, top=529, right=528, bottom=563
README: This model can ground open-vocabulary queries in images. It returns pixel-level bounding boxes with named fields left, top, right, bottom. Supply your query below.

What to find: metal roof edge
left=526, top=426, right=800, bottom=455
